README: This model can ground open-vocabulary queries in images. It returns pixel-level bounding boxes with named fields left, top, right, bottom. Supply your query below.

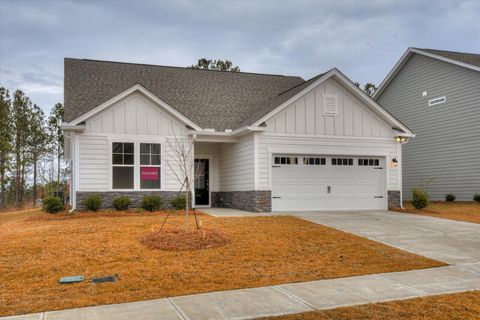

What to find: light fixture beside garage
left=391, top=157, right=399, bottom=168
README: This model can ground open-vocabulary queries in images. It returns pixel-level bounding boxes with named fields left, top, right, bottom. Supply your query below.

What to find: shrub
left=42, top=196, right=64, bottom=214
left=474, top=193, right=480, bottom=203
left=411, top=188, right=429, bottom=209
left=141, top=195, right=163, bottom=212
left=112, top=196, right=131, bottom=211
left=445, top=193, right=456, bottom=202
left=82, top=195, right=102, bottom=212
left=170, top=195, right=186, bottom=211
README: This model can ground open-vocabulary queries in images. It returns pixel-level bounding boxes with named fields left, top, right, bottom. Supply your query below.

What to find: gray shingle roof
left=64, top=58, right=308, bottom=130
left=418, top=48, right=480, bottom=68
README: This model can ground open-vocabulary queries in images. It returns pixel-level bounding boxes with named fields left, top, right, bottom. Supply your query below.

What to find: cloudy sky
left=1, top=0, right=479, bottom=113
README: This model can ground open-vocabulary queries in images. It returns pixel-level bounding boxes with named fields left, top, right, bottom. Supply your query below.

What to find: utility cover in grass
left=59, top=276, right=84, bottom=284
left=90, top=274, right=119, bottom=284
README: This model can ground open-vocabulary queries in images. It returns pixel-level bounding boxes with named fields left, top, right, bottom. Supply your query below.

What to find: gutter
left=188, top=126, right=267, bottom=137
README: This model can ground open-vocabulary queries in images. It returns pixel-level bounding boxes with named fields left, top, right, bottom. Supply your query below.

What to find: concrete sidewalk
left=3, top=210, right=480, bottom=320
left=4, top=264, right=480, bottom=320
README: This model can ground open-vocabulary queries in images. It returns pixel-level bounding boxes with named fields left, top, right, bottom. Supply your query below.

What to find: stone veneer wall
left=76, top=191, right=186, bottom=210
left=387, top=190, right=401, bottom=209
left=211, top=190, right=272, bottom=212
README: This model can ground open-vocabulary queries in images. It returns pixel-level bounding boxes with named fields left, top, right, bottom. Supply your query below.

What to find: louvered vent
left=323, top=94, right=338, bottom=116
left=428, top=96, right=446, bottom=107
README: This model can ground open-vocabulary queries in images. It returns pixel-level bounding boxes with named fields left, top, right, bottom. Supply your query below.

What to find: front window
left=112, top=142, right=134, bottom=189
left=140, top=143, right=161, bottom=189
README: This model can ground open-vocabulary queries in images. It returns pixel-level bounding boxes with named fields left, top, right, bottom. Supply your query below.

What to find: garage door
left=272, top=155, right=386, bottom=211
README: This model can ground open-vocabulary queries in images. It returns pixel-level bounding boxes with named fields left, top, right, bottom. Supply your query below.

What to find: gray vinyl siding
left=377, top=53, right=480, bottom=200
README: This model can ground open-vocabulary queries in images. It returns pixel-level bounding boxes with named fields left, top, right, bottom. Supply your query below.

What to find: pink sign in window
left=141, top=167, right=159, bottom=181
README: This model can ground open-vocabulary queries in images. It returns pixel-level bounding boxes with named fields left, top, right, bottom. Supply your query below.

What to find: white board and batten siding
left=257, top=78, right=401, bottom=211
left=76, top=92, right=189, bottom=192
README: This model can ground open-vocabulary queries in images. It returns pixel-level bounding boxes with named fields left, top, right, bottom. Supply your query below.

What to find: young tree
left=189, top=58, right=240, bottom=72
left=28, top=105, right=49, bottom=205
left=0, top=88, right=12, bottom=210
left=48, top=103, right=64, bottom=194
left=165, top=124, right=203, bottom=232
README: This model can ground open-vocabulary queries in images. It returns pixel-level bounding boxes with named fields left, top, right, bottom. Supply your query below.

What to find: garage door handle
left=327, top=186, right=331, bottom=193
left=374, top=167, right=383, bottom=169
left=272, top=165, right=281, bottom=168
left=272, top=196, right=281, bottom=199
left=374, top=196, right=384, bottom=198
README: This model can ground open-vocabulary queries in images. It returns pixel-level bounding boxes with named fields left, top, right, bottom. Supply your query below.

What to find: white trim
left=254, top=132, right=259, bottom=190
left=374, top=47, right=480, bottom=99
left=68, top=84, right=202, bottom=130
left=252, top=69, right=414, bottom=136
left=61, top=124, right=86, bottom=132
left=428, top=96, right=446, bottom=107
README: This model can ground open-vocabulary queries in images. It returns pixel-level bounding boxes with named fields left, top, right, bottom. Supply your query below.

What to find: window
left=274, top=156, right=298, bottom=165
left=358, top=158, right=380, bottom=166
left=140, top=143, right=161, bottom=189
left=428, top=96, right=446, bottom=107
left=303, top=157, right=326, bottom=165
left=112, top=142, right=134, bottom=189
left=331, top=158, right=353, bottom=166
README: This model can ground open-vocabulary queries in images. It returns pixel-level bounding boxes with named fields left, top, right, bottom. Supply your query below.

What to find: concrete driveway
left=289, top=210, right=480, bottom=265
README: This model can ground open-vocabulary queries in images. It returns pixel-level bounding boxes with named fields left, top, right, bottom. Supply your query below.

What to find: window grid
left=140, top=143, right=161, bottom=190
left=358, top=158, right=380, bottom=166
left=303, top=157, right=326, bottom=165
left=331, top=158, right=354, bottom=166
left=274, top=156, right=299, bottom=165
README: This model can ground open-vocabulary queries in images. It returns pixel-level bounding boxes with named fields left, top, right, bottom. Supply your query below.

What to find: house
left=374, top=48, right=480, bottom=201
left=62, top=58, right=413, bottom=212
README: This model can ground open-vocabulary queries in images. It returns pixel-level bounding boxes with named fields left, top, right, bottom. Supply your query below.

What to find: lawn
left=0, top=210, right=444, bottom=316
left=261, top=290, right=480, bottom=320
left=399, top=201, right=480, bottom=224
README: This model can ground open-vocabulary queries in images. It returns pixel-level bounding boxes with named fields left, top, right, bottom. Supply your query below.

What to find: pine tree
left=48, top=103, right=64, bottom=194
left=11, top=90, right=31, bottom=207
left=0, top=88, right=12, bottom=210
left=28, top=105, right=48, bottom=205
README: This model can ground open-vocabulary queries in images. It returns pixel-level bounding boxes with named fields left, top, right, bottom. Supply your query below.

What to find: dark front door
left=194, top=159, right=209, bottom=206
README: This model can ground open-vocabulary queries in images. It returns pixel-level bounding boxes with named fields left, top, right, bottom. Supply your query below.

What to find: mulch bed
left=27, top=210, right=205, bottom=221
left=141, top=228, right=230, bottom=251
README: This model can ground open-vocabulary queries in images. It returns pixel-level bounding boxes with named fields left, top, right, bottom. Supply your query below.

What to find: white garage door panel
left=272, top=155, right=386, bottom=211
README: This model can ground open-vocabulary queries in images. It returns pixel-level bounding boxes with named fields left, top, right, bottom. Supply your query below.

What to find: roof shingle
left=418, top=48, right=480, bottom=68
left=64, top=58, right=307, bottom=130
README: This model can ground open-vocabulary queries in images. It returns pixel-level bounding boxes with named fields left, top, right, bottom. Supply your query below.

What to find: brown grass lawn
left=0, top=210, right=444, bottom=316
left=398, top=201, right=480, bottom=224
left=0, top=208, right=42, bottom=224
left=262, top=291, right=480, bottom=320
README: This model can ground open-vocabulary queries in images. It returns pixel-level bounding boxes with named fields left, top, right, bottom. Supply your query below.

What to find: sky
left=1, top=0, right=479, bottom=114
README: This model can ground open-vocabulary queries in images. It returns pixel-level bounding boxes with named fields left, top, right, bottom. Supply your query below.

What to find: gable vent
left=428, top=96, right=446, bottom=107
left=323, top=94, right=338, bottom=116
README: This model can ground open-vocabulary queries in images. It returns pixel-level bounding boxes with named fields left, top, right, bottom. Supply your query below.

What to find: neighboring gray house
left=375, top=48, right=480, bottom=201
left=62, top=58, right=413, bottom=212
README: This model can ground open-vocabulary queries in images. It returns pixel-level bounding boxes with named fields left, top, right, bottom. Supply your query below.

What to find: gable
left=84, top=92, right=186, bottom=135
left=265, top=78, right=392, bottom=137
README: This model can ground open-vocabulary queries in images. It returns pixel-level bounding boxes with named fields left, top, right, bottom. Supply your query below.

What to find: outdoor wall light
left=391, top=158, right=399, bottom=168
left=395, top=136, right=407, bottom=143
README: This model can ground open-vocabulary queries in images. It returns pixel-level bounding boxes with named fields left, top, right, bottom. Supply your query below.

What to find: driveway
left=290, top=210, right=480, bottom=265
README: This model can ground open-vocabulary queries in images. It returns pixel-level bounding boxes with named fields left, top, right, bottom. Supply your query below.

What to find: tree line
left=0, top=87, right=65, bottom=211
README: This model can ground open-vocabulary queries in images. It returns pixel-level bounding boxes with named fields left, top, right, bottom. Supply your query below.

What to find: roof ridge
left=65, top=57, right=303, bottom=78
left=276, top=72, right=327, bottom=96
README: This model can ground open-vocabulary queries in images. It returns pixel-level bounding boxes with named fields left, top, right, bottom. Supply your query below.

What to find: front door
left=194, top=159, right=209, bottom=206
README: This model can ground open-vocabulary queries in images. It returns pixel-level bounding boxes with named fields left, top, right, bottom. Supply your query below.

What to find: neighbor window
left=140, top=143, right=161, bottom=189
left=112, top=142, right=134, bottom=189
